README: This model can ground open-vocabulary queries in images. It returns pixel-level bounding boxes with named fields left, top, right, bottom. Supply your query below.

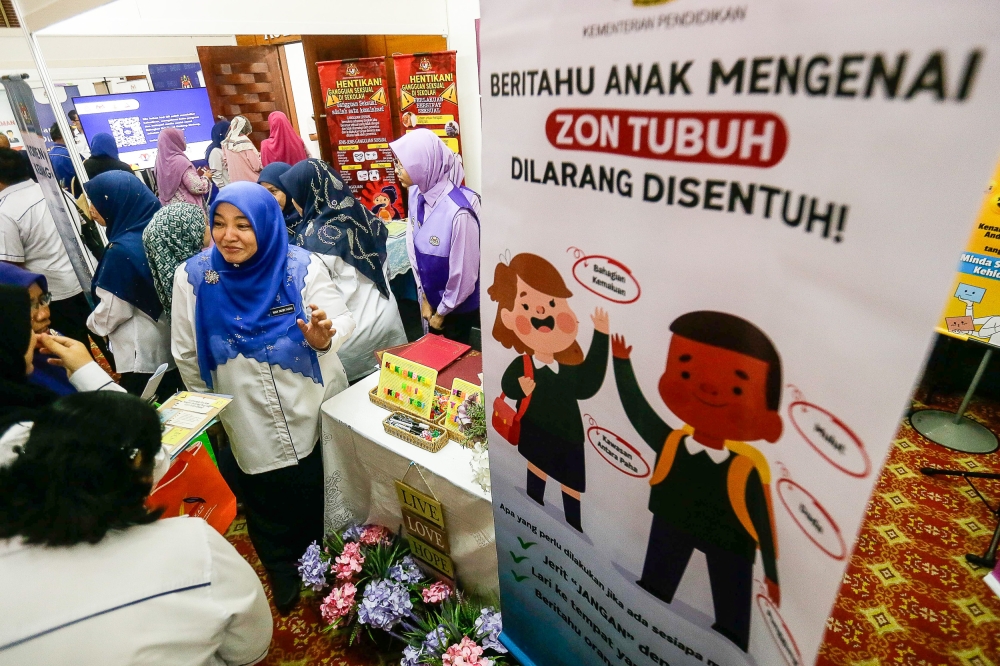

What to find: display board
left=377, top=352, right=438, bottom=421
left=2, top=77, right=93, bottom=293
left=0, top=92, right=26, bottom=150
left=148, top=63, right=203, bottom=91
left=937, top=158, right=1000, bottom=345
left=392, top=51, right=462, bottom=156
left=72, top=88, right=214, bottom=169
left=479, top=2, right=1000, bottom=665
left=316, top=57, right=404, bottom=222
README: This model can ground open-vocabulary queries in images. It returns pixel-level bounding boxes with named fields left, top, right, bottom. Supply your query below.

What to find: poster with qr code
left=110, top=117, right=146, bottom=147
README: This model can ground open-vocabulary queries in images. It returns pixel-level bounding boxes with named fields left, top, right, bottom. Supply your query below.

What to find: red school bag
left=492, top=355, right=534, bottom=445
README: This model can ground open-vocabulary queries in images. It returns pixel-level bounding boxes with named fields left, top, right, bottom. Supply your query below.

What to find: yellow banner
left=937, top=158, right=1000, bottom=344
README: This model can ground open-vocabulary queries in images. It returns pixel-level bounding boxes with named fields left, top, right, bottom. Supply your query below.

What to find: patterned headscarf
left=279, top=159, right=389, bottom=298
left=142, top=203, right=206, bottom=315
left=223, top=116, right=256, bottom=153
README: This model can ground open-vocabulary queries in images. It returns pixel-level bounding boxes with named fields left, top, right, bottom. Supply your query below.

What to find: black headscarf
left=0, top=286, right=56, bottom=434
left=279, top=159, right=390, bottom=298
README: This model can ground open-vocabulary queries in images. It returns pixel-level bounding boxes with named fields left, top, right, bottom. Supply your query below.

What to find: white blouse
left=171, top=254, right=356, bottom=475
left=87, top=287, right=174, bottom=375
left=318, top=254, right=407, bottom=381
left=0, top=517, right=272, bottom=666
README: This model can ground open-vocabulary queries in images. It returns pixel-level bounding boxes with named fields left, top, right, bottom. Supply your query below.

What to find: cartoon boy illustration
left=489, top=253, right=609, bottom=532
left=611, top=311, right=782, bottom=653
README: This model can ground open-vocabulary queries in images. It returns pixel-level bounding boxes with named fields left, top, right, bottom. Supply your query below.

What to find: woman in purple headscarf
left=389, top=129, right=481, bottom=344
left=154, top=128, right=211, bottom=208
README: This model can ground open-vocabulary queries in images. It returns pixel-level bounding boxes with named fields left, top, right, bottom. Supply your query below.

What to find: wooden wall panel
left=300, top=34, right=447, bottom=164
left=196, top=45, right=295, bottom=149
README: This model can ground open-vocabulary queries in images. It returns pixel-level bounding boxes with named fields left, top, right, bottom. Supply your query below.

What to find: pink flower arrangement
left=442, top=636, right=492, bottom=666
left=333, top=541, right=365, bottom=580
left=320, top=582, right=357, bottom=625
left=422, top=581, right=453, bottom=604
left=358, top=524, right=392, bottom=546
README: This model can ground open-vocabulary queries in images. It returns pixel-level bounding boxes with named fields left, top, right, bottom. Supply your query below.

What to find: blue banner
left=148, top=63, right=203, bottom=91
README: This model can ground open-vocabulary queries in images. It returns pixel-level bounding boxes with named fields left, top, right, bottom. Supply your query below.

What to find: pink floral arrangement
left=320, top=582, right=357, bottom=624
left=442, top=636, right=493, bottom=666
left=358, top=524, right=392, bottom=546
left=422, top=580, right=453, bottom=604
left=333, top=541, right=365, bottom=580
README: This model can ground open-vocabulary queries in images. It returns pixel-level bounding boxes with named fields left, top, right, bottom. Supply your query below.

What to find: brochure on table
left=479, top=1, right=1000, bottom=665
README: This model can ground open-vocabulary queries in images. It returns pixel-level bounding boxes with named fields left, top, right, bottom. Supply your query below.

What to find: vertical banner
left=479, top=2, right=1000, bottom=666
left=2, top=77, right=92, bottom=293
left=392, top=51, right=463, bottom=156
left=937, top=158, right=1000, bottom=344
left=316, top=57, right=405, bottom=224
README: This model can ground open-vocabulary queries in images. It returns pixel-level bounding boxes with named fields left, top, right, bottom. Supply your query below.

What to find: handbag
left=146, top=442, right=236, bottom=535
left=492, top=354, right=534, bottom=445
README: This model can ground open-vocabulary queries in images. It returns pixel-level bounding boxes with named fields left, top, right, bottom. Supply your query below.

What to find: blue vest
left=411, top=184, right=480, bottom=314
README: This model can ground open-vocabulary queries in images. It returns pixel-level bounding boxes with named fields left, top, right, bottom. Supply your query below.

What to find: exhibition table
left=320, top=373, right=499, bottom=594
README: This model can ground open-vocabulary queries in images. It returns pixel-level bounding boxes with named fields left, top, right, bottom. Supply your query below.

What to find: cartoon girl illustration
left=488, top=253, right=610, bottom=532
left=371, top=185, right=401, bottom=222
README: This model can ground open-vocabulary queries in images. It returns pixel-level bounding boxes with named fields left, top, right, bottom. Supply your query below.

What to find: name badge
left=269, top=304, right=295, bottom=317
left=429, top=236, right=441, bottom=246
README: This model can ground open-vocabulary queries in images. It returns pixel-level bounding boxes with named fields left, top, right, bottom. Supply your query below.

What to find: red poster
left=392, top=51, right=462, bottom=156
left=316, top=57, right=404, bottom=223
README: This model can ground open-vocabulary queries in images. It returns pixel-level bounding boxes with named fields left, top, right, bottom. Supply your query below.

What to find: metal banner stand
left=911, top=347, right=999, bottom=454
left=922, top=467, right=1000, bottom=568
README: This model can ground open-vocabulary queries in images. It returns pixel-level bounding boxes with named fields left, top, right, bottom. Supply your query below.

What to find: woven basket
left=369, top=386, right=447, bottom=425
left=382, top=412, right=449, bottom=452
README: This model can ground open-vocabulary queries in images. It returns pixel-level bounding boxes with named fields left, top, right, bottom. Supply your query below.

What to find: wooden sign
left=407, top=534, right=455, bottom=578
left=395, top=480, right=445, bottom=528
left=443, top=378, right=483, bottom=438
left=402, top=508, right=450, bottom=553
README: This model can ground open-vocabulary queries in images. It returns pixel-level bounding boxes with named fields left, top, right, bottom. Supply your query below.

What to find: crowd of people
left=0, top=110, right=481, bottom=663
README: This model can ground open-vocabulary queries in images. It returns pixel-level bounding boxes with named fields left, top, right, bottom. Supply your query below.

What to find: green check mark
left=510, top=551, right=529, bottom=563
left=517, top=537, right=538, bottom=550
left=511, top=570, right=529, bottom=583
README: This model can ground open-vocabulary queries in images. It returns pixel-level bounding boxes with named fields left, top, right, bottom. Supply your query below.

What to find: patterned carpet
left=816, top=394, right=1000, bottom=666
left=221, top=393, right=1000, bottom=666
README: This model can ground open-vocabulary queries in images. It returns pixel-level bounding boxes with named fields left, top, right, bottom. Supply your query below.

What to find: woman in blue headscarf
left=83, top=171, right=182, bottom=397
left=279, top=159, right=406, bottom=381
left=82, top=132, right=134, bottom=180
left=206, top=119, right=231, bottom=191
left=171, top=181, right=355, bottom=615
left=257, top=161, right=300, bottom=230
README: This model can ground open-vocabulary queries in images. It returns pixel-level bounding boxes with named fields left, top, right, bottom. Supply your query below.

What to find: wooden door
left=196, top=45, right=297, bottom=149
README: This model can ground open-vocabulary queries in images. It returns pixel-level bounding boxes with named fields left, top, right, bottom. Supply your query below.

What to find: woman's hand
left=39, top=334, right=95, bottom=375
left=420, top=298, right=434, bottom=322
left=429, top=313, right=445, bottom=331
left=591, top=307, right=610, bottom=335
left=518, top=376, right=536, bottom=396
left=297, top=303, right=335, bottom=351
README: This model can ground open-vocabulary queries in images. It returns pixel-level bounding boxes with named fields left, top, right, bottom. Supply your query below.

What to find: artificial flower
left=297, top=541, right=327, bottom=591
left=359, top=524, right=392, bottom=546
left=473, top=607, right=507, bottom=653
left=320, top=582, right=357, bottom=624
left=357, top=579, right=413, bottom=630
left=388, top=555, right=425, bottom=584
left=442, top=636, right=492, bottom=666
left=422, top=581, right=453, bottom=604
left=422, top=624, right=448, bottom=654
left=400, top=645, right=424, bottom=666
left=342, top=524, right=365, bottom=542
left=333, top=541, right=365, bottom=580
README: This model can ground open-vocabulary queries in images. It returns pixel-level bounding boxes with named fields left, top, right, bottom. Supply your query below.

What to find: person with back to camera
left=171, top=181, right=356, bottom=614
left=279, top=159, right=406, bottom=381
left=0, top=391, right=273, bottom=665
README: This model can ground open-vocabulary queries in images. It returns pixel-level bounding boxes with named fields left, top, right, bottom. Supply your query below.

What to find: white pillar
left=445, top=0, right=482, bottom=193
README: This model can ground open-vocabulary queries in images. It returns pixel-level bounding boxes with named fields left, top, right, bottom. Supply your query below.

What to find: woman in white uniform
left=280, top=159, right=406, bottom=381
left=84, top=171, right=182, bottom=398
left=172, top=181, right=355, bottom=614
left=0, top=392, right=272, bottom=666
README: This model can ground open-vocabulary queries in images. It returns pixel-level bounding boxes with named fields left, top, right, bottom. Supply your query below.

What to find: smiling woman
left=488, top=253, right=610, bottom=533
left=170, top=181, right=356, bottom=616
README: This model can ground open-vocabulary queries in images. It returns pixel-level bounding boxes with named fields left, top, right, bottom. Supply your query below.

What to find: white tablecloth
left=321, top=373, right=499, bottom=594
